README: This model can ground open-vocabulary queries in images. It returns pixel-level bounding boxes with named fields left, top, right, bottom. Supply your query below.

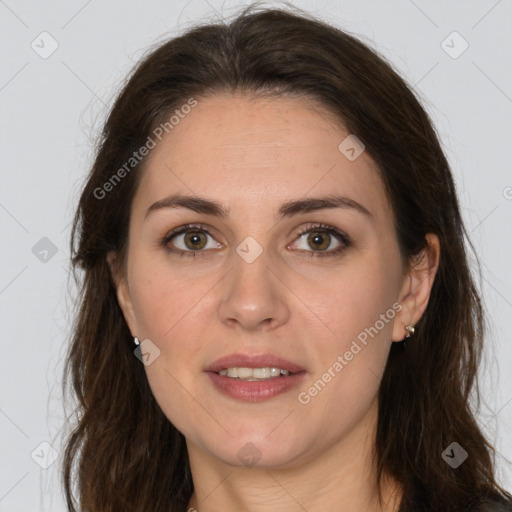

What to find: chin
left=198, top=434, right=309, bottom=470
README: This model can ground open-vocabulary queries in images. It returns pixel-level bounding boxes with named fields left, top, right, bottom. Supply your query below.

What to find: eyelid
left=162, top=222, right=350, bottom=258
left=162, top=223, right=221, bottom=256
left=294, top=222, right=349, bottom=244
left=291, top=222, right=349, bottom=254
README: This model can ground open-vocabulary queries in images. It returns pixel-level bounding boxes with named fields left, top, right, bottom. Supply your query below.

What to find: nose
left=217, top=249, right=291, bottom=333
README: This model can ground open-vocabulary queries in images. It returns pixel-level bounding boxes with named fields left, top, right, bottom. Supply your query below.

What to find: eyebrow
left=144, top=193, right=373, bottom=221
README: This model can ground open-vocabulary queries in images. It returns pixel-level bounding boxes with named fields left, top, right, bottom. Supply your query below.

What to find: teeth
left=218, top=367, right=291, bottom=380
left=227, top=368, right=238, bottom=378
left=253, top=368, right=270, bottom=378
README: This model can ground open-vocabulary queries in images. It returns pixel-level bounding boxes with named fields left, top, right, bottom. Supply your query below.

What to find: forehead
left=134, top=92, right=391, bottom=223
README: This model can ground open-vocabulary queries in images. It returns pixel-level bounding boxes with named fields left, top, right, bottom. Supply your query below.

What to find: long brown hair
left=63, top=4, right=512, bottom=511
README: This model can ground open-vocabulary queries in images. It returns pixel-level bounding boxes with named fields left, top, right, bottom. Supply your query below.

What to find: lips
left=204, top=352, right=307, bottom=401
left=204, top=353, right=306, bottom=374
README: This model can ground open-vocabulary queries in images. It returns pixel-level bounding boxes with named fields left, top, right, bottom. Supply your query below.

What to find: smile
left=218, top=367, right=291, bottom=380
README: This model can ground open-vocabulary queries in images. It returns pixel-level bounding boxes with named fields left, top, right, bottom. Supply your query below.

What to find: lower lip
left=206, top=371, right=306, bottom=402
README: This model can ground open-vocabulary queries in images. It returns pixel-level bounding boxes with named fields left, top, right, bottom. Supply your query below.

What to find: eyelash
left=161, top=222, right=351, bottom=259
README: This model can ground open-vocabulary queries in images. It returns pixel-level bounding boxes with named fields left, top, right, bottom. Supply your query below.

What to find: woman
left=63, top=5, right=512, bottom=511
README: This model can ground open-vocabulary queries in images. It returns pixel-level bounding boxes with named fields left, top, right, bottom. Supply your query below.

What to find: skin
left=108, top=92, right=440, bottom=512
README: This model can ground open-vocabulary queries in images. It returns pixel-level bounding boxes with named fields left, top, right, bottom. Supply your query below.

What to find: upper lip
left=205, top=353, right=306, bottom=374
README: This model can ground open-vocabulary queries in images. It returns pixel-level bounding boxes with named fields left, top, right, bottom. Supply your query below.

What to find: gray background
left=1, top=0, right=511, bottom=509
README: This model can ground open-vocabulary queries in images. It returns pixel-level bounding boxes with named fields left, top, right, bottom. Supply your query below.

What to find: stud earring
left=134, top=337, right=140, bottom=346
left=405, top=324, right=415, bottom=338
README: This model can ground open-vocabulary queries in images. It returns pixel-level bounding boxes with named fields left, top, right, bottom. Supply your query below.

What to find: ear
left=392, top=233, right=440, bottom=342
left=107, top=250, right=138, bottom=337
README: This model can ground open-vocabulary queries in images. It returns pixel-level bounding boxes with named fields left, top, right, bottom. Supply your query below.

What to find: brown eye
left=183, top=230, right=208, bottom=250
left=162, top=224, right=221, bottom=257
left=307, top=230, right=331, bottom=251
left=292, top=223, right=350, bottom=257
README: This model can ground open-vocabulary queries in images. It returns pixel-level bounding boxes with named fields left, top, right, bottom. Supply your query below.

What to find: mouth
left=216, top=366, right=296, bottom=381
left=204, top=353, right=307, bottom=401
left=205, top=352, right=306, bottom=376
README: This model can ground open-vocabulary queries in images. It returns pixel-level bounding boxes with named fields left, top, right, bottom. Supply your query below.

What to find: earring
left=134, top=337, right=140, bottom=346
left=405, top=324, right=415, bottom=338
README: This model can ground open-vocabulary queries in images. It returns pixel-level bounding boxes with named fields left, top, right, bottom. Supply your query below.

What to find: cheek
left=130, top=277, right=170, bottom=338
left=128, top=254, right=204, bottom=340
left=302, top=254, right=401, bottom=404
left=133, top=273, right=208, bottom=436
left=309, top=253, right=400, bottom=346
left=127, top=256, right=209, bottom=391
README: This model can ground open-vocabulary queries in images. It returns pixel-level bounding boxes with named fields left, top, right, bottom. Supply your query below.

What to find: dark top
left=471, top=497, right=512, bottom=512
left=398, top=494, right=512, bottom=511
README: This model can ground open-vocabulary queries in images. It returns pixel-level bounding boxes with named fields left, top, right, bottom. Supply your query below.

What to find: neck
left=185, top=399, right=403, bottom=512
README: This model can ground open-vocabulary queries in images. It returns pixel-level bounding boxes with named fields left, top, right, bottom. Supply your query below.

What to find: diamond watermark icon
left=236, top=236, right=263, bottom=264
left=442, top=441, right=468, bottom=468
left=134, top=338, right=161, bottom=366
left=31, top=441, right=58, bottom=469
left=32, top=237, right=58, bottom=263
left=31, top=31, right=59, bottom=59
left=237, top=442, right=262, bottom=467
left=441, top=31, right=469, bottom=59
left=338, top=134, right=365, bottom=161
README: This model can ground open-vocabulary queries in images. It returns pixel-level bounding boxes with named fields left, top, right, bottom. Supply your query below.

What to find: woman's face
left=112, top=92, right=425, bottom=469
